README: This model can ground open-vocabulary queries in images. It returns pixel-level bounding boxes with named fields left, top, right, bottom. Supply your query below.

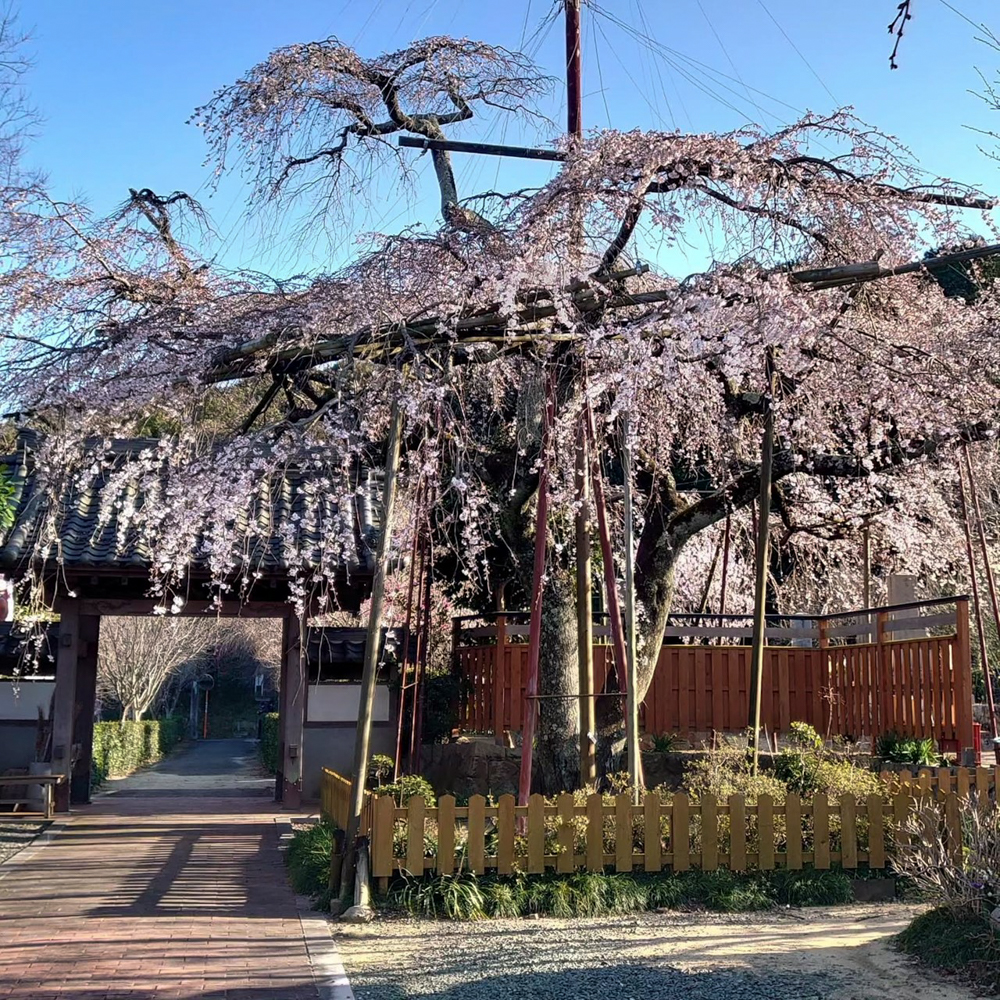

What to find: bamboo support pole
left=750, top=361, right=777, bottom=774
left=341, top=396, right=404, bottom=898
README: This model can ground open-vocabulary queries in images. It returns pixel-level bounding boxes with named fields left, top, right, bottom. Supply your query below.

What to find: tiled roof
left=0, top=440, right=382, bottom=580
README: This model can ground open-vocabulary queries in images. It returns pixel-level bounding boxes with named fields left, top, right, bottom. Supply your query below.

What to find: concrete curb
left=276, top=817, right=356, bottom=1000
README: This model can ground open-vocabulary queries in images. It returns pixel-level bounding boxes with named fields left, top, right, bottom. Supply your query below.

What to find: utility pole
left=566, top=0, right=596, bottom=787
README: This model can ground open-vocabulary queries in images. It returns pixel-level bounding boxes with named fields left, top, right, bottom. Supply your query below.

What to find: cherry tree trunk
left=535, top=567, right=581, bottom=794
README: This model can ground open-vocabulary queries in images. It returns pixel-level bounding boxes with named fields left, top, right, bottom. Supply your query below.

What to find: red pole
left=407, top=528, right=430, bottom=768
left=584, top=400, right=629, bottom=693
left=394, top=479, right=424, bottom=780
left=517, top=372, right=556, bottom=806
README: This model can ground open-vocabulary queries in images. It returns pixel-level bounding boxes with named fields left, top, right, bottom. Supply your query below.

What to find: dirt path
left=337, top=903, right=974, bottom=1000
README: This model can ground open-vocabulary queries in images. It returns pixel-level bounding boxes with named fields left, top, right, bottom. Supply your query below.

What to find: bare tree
left=98, top=616, right=221, bottom=720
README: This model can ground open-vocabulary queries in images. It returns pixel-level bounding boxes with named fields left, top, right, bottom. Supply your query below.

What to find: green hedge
left=259, top=712, right=280, bottom=774
left=91, top=717, right=185, bottom=788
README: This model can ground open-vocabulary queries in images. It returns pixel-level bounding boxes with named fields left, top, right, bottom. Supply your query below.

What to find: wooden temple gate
left=454, top=597, right=976, bottom=751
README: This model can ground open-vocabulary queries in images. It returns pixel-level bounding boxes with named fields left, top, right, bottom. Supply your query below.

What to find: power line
left=755, top=0, right=839, bottom=105
left=694, top=0, right=765, bottom=120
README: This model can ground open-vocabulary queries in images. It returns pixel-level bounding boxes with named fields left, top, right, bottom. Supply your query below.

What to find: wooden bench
left=0, top=772, right=65, bottom=820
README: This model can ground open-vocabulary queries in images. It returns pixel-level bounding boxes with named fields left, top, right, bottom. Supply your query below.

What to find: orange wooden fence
left=367, top=769, right=997, bottom=882
left=455, top=599, right=975, bottom=749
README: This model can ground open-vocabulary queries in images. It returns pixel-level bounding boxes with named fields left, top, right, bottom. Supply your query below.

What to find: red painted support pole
left=517, top=374, right=556, bottom=807
left=584, top=400, right=628, bottom=693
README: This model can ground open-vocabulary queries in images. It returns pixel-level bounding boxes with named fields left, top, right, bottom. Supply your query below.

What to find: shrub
left=286, top=819, right=338, bottom=904
left=390, top=866, right=863, bottom=920
left=684, top=740, right=787, bottom=803
left=379, top=773, right=436, bottom=806
left=898, top=906, right=1000, bottom=996
left=894, top=802, right=1000, bottom=918
left=258, top=712, right=280, bottom=774
left=91, top=717, right=185, bottom=787
left=875, top=732, right=940, bottom=767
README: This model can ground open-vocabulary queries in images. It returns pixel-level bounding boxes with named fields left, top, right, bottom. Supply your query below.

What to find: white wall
left=0, top=680, right=54, bottom=721
left=307, top=683, right=390, bottom=723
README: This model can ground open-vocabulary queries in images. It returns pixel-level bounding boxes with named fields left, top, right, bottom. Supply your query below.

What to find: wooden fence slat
left=586, top=793, right=604, bottom=872
left=945, top=792, right=962, bottom=865
left=406, top=796, right=426, bottom=876
left=437, top=796, right=456, bottom=876
left=814, top=793, right=830, bottom=869
left=557, top=792, right=575, bottom=874
left=672, top=793, right=690, bottom=871
left=893, top=792, right=911, bottom=851
left=644, top=792, right=662, bottom=872
left=527, top=794, right=546, bottom=873
left=785, top=794, right=802, bottom=870
left=371, top=796, right=395, bottom=878
left=867, top=794, right=885, bottom=869
left=497, top=795, right=515, bottom=875
left=729, top=794, right=746, bottom=872
left=956, top=768, right=970, bottom=799
left=468, top=795, right=486, bottom=874
left=615, top=794, right=633, bottom=872
left=701, top=794, right=719, bottom=871
left=758, top=794, right=775, bottom=870
left=937, top=769, right=952, bottom=798
left=841, top=794, right=858, bottom=869
left=977, top=767, right=991, bottom=810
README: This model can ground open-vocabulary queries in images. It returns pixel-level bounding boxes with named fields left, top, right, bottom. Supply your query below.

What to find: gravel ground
left=335, top=904, right=976, bottom=1000
left=0, top=820, right=46, bottom=865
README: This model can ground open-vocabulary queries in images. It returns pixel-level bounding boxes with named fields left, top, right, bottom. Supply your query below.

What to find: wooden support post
left=622, top=414, right=643, bottom=802
left=342, top=396, right=404, bottom=898
left=957, top=460, right=995, bottom=737
left=962, top=445, right=1000, bottom=737
left=279, top=610, right=305, bottom=808
left=954, top=597, right=975, bottom=754
left=749, top=360, right=776, bottom=774
left=494, top=613, right=507, bottom=745
left=51, top=598, right=79, bottom=813
left=71, top=615, right=100, bottom=805
left=576, top=419, right=596, bottom=784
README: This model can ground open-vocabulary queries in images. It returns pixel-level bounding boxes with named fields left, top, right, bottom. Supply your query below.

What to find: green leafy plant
left=649, top=732, right=681, bottom=753
left=286, top=819, right=338, bottom=901
left=394, top=871, right=485, bottom=920
left=788, top=721, right=823, bottom=750
left=875, top=732, right=940, bottom=767
left=0, top=469, right=15, bottom=532
left=378, top=772, right=436, bottom=806
left=368, top=754, right=395, bottom=788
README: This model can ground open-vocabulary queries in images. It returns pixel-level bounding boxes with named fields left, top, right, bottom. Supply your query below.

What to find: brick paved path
left=0, top=740, right=322, bottom=1000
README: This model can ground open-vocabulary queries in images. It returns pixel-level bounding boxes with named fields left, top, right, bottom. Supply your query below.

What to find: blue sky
left=20, top=0, right=1000, bottom=278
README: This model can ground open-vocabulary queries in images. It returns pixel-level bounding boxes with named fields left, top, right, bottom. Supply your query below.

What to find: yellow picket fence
left=322, top=765, right=997, bottom=885
left=320, top=767, right=374, bottom=834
